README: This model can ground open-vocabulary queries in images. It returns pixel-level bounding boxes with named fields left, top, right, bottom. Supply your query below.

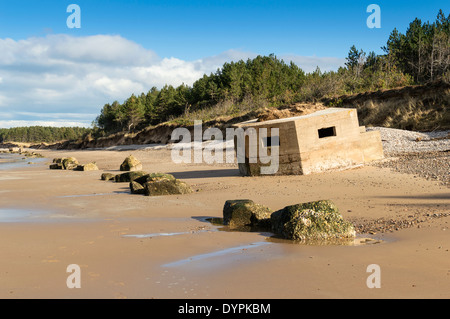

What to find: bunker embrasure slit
left=318, top=126, right=336, bottom=139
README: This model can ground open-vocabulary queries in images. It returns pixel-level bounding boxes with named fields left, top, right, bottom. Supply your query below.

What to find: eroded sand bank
left=0, top=148, right=449, bottom=299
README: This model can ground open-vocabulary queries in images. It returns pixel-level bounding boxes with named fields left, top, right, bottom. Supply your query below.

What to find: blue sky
left=0, top=1, right=447, bottom=128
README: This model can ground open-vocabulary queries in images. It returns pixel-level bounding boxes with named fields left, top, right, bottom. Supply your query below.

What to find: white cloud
left=0, top=34, right=344, bottom=128
left=132, top=57, right=205, bottom=88
left=0, top=34, right=158, bottom=67
left=91, top=76, right=145, bottom=98
left=280, top=55, right=346, bottom=73
left=193, top=49, right=258, bottom=72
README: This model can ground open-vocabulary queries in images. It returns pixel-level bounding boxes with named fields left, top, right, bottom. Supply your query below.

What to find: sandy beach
left=0, top=145, right=449, bottom=299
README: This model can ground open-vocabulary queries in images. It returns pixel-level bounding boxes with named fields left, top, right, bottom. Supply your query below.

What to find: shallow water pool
left=0, top=208, right=50, bottom=222
left=0, top=153, right=47, bottom=170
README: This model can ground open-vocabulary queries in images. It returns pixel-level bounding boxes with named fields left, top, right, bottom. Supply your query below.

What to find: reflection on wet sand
left=162, top=241, right=272, bottom=268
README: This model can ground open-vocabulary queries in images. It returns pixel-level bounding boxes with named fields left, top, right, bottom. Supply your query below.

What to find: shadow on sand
left=168, top=168, right=241, bottom=179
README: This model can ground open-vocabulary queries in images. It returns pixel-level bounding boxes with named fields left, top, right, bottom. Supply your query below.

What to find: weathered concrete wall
left=295, top=108, right=364, bottom=174
left=359, top=130, right=384, bottom=162
left=235, top=119, right=303, bottom=176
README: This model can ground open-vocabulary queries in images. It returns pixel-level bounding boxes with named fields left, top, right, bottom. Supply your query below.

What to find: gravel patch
left=367, top=127, right=450, bottom=155
left=356, top=127, right=450, bottom=234
left=352, top=212, right=450, bottom=235
left=367, top=127, right=450, bottom=187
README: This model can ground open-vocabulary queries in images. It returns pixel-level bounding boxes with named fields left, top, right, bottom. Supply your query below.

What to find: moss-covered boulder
left=50, top=158, right=65, bottom=169
left=49, top=163, right=63, bottom=169
left=115, top=170, right=148, bottom=183
left=50, top=157, right=79, bottom=170
left=22, top=151, right=43, bottom=158
left=101, top=173, right=116, bottom=181
left=128, top=172, right=192, bottom=196
left=223, top=200, right=273, bottom=230
left=130, top=181, right=146, bottom=194
left=134, top=172, right=176, bottom=185
left=120, top=155, right=142, bottom=171
left=270, top=200, right=355, bottom=241
left=143, top=179, right=193, bottom=196
left=62, top=157, right=79, bottom=170
left=51, top=158, right=69, bottom=169
left=74, top=162, right=99, bottom=171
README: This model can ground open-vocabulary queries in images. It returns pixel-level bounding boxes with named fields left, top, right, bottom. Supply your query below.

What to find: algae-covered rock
left=134, top=172, right=176, bottom=185
left=62, top=157, right=79, bottom=170
left=223, top=199, right=273, bottom=230
left=270, top=200, right=355, bottom=241
left=143, top=179, right=193, bottom=196
left=148, top=172, right=176, bottom=181
left=50, top=157, right=79, bottom=170
left=101, top=173, right=116, bottom=181
left=120, top=155, right=142, bottom=171
left=115, top=170, right=148, bottom=183
left=128, top=172, right=191, bottom=196
left=74, top=162, right=99, bottom=171
left=130, top=181, right=146, bottom=194
left=51, top=157, right=99, bottom=171
left=49, top=163, right=63, bottom=169
left=22, top=151, right=43, bottom=158
left=84, top=162, right=99, bottom=171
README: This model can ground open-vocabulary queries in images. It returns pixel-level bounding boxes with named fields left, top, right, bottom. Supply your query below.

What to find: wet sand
left=0, top=148, right=449, bottom=299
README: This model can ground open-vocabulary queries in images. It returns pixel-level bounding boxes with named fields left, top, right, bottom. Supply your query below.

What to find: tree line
left=383, top=9, right=449, bottom=83
left=0, top=126, right=91, bottom=143
left=88, top=9, right=447, bottom=134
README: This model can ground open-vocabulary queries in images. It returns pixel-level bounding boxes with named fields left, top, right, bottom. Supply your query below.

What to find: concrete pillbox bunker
left=233, top=107, right=384, bottom=176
